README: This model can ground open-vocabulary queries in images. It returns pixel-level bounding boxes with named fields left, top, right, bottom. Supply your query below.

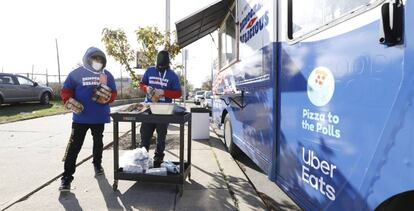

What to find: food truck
left=176, top=0, right=414, bottom=210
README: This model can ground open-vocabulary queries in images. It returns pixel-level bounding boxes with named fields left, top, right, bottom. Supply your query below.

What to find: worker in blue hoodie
left=139, top=50, right=182, bottom=167
left=59, top=47, right=117, bottom=191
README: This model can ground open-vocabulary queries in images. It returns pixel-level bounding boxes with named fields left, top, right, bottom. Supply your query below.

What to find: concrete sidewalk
left=0, top=105, right=132, bottom=210
left=2, top=113, right=267, bottom=210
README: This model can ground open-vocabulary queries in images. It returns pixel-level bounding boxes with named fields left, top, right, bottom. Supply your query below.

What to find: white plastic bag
left=161, top=161, right=180, bottom=174
left=146, top=167, right=167, bottom=176
left=120, top=147, right=151, bottom=172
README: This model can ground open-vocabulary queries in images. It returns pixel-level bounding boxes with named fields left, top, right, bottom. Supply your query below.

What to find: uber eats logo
left=302, top=147, right=337, bottom=201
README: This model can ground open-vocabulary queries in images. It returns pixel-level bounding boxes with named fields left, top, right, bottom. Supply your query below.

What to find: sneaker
left=94, top=163, right=104, bottom=175
left=59, top=177, right=72, bottom=191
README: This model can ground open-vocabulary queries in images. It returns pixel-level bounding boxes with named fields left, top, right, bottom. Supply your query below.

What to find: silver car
left=202, top=91, right=212, bottom=109
left=0, top=73, right=53, bottom=105
left=193, top=90, right=206, bottom=105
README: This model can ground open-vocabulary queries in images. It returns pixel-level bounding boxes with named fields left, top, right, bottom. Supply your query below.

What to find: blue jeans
left=139, top=122, right=168, bottom=158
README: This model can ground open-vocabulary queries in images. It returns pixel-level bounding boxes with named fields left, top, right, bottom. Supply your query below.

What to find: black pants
left=139, top=122, right=168, bottom=158
left=62, top=123, right=105, bottom=180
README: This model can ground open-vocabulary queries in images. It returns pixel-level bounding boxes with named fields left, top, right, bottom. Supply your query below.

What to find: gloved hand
left=65, top=98, right=84, bottom=114
left=146, top=86, right=154, bottom=95
left=154, top=89, right=164, bottom=97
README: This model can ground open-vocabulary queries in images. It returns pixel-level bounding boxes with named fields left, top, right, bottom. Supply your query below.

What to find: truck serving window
left=219, top=5, right=237, bottom=70
left=289, top=0, right=378, bottom=39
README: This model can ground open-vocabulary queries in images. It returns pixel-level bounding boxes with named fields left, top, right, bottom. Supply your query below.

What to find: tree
left=201, top=77, right=212, bottom=91
left=101, top=26, right=181, bottom=87
left=101, top=28, right=138, bottom=85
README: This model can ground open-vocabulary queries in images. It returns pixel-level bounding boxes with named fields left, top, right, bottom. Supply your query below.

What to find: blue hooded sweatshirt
left=63, top=47, right=117, bottom=124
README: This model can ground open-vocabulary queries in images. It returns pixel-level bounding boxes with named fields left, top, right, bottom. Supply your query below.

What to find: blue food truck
left=176, top=0, right=414, bottom=210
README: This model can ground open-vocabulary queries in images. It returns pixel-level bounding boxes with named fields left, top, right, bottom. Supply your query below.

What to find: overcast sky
left=0, top=0, right=217, bottom=88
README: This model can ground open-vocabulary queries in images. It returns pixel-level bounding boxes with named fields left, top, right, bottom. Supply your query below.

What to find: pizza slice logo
left=307, top=67, right=335, bottom=107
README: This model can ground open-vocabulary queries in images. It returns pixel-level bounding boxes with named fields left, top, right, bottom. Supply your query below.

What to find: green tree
left=101, top=28, right=138, bottom=85
left=201, top=77, right=212, bottom=91
left=102, top=26, right=181, bottom=87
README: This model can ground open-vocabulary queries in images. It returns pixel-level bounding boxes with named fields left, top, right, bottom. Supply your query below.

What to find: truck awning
left=175, top=0, right=232, bottom=49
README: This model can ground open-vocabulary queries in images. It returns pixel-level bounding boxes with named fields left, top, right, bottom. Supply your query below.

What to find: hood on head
left=156, top=50, right=170, bottom=72
left=82, top=47, right=107, bottom=72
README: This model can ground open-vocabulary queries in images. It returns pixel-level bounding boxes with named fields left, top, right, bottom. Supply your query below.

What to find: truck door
left=278, top=0, right=407, bottom=210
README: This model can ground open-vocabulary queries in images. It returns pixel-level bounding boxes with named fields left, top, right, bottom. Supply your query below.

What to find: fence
left=13, top=72, right=144, bottom=100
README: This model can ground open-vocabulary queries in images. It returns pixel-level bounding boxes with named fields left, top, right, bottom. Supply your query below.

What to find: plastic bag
left=122, top=164, right=144, bottom=173
left=120, top=147, right=151, bottom=172
left=146, top=167, right=167, bottom=176
left=161, top=161, right=180, bottom=174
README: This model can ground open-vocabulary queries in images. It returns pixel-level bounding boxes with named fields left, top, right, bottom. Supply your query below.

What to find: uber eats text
left=302, top=147, right=337, bottom=201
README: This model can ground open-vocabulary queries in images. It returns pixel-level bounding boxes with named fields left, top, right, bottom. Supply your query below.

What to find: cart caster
left=112, top=181, right=118, bottom=191
left=176, top=185, right=183, bottom=196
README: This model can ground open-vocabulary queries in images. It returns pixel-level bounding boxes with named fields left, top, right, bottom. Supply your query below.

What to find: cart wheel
left=112, top=180, right=118, bottom=191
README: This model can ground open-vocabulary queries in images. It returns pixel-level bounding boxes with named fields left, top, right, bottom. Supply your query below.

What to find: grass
left=0, top=100, right=69, bottom=124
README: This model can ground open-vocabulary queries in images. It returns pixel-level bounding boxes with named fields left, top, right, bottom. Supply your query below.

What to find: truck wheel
left=40, top=92, right=50, bottom=105
left=224, top=115, right=241, bottom=158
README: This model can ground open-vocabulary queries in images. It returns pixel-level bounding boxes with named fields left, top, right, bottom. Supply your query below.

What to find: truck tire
left=224, top=115, right=242, bottom=158
left=40, top=92, right=51, bottom=105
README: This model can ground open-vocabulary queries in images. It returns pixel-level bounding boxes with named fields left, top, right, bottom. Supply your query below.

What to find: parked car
left=193, top=90, right=206, bottom=105
left=202, top=91, right=212, bottom=109
left=0, top=73, right=53, bottom=105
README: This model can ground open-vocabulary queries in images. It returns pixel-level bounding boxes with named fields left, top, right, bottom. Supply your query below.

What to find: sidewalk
left=0, top=106, right=131, bottom=210
left=3, top=114, right=267, bottom=210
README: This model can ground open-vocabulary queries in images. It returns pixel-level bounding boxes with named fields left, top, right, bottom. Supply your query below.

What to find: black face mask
left=156, top=51, right=170, bottom=71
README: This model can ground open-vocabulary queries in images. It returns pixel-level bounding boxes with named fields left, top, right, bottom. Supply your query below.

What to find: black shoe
left=94, top=163, right=104, bottom=175
left=153, top=153, right=165, bottom=168
left=59, top=177, right=72, bottom=191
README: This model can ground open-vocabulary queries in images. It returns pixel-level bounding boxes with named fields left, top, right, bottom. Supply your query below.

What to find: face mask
left=92, top=61, right=103, bottom=71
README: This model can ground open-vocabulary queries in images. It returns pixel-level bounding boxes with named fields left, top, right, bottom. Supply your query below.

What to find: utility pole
left=165, top=0, right=170, bottom=45
left=183, top=49, right=188, bottom=106
left=46, top=68, right=49, bottom=87
left=55, top=39, right=61, bottom=85
left=31, top=64, right=34, bottom=79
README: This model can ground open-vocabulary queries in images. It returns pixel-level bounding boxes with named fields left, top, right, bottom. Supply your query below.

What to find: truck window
left=290, top=0, right=379, bottom=39
left=219, top=5, right=237, bottom=70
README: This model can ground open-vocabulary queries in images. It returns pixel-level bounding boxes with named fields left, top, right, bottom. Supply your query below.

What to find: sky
left=0, top=0, right=217, bottom=88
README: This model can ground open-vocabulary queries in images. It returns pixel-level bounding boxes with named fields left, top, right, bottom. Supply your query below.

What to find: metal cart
left=110, top=111, right=192, bottom=195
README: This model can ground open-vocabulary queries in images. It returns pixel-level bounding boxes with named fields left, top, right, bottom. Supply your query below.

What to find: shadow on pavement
left=234, top=151, right=301, bottom=211
left=118, top=183, right=176, bottom=210
left=58, top=191, right=83, bottom=211
left=95, top=175, right=124, bottom=210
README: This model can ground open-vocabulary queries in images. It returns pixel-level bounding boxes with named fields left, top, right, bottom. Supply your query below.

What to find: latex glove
left=65, top=98, right=84, bottom=114
left=146, top=86, right=154, bottom=95
left=154, top=89, right=164, bottom=97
